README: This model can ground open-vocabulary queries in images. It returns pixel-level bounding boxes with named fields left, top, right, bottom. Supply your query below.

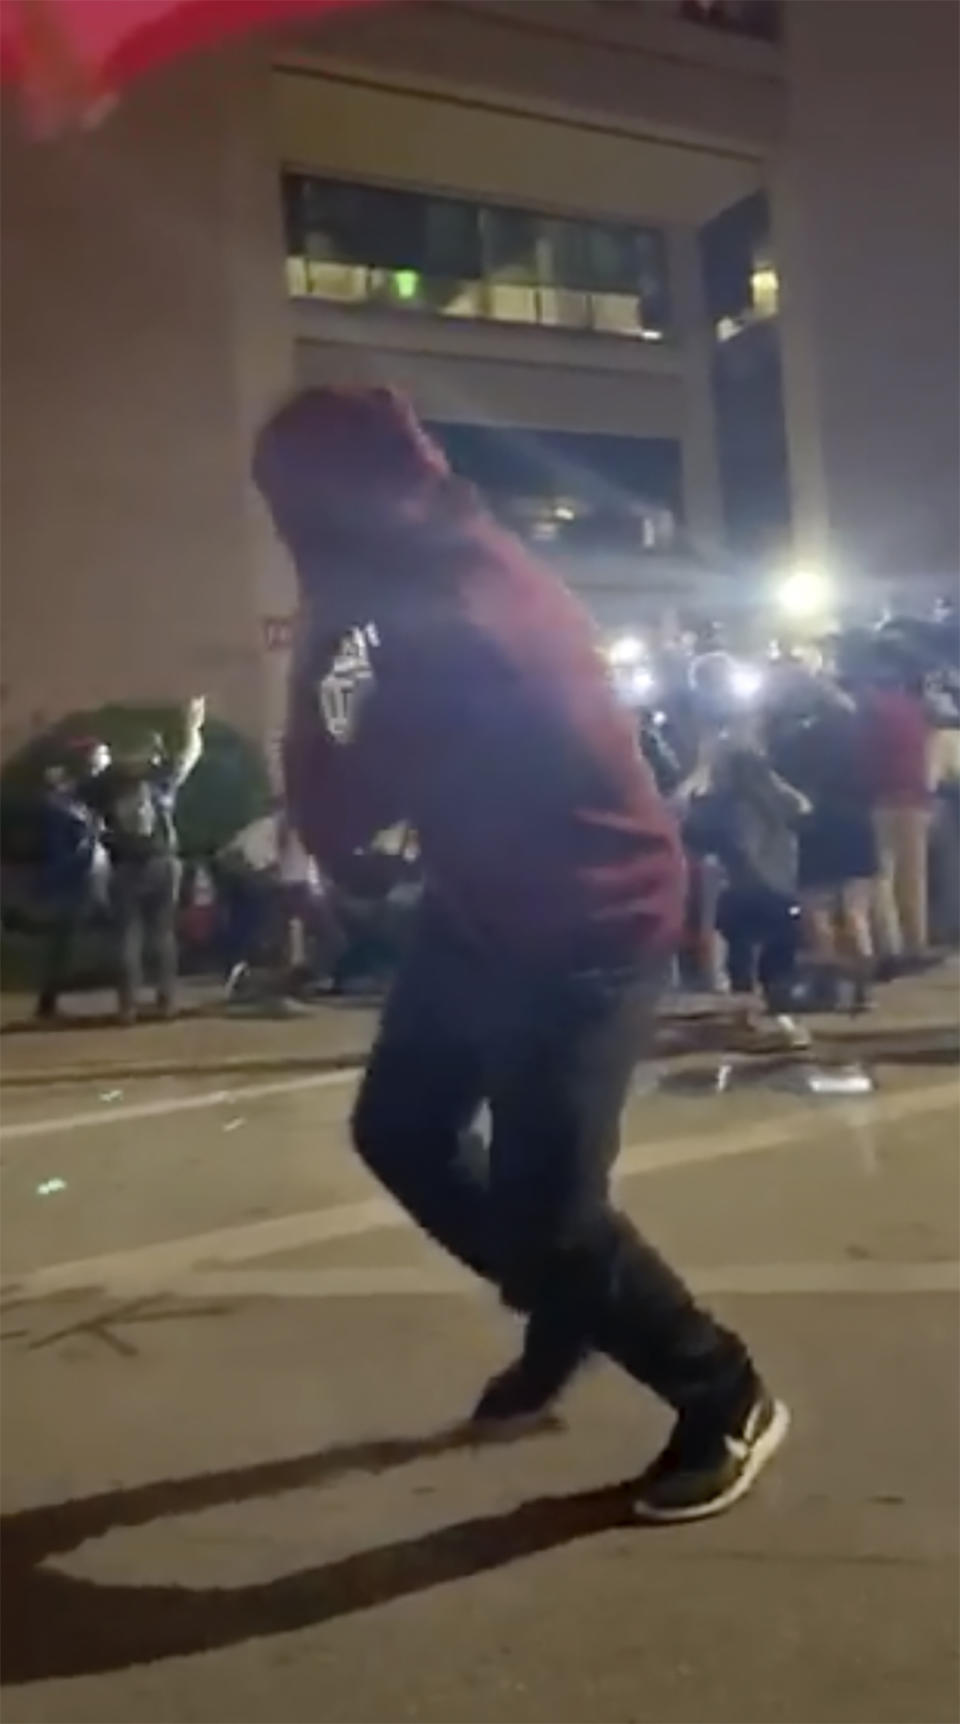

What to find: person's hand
left=187, top=695, right=206, bottom=729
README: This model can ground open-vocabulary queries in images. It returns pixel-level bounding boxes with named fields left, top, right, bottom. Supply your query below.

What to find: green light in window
left=394, top=270, right=420, bottom=301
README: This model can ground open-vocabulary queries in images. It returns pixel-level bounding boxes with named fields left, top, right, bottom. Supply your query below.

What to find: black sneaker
left=633, top=1386, right=790, bottom=1524
left=470, top=1337, right=588, bottom=1437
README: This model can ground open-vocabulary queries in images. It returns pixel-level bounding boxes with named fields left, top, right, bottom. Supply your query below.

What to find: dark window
left=423, top=199, right=482, bottom=279
left=482, top=206, right=540, bottom=284
left=582, top=223, right=639, bottom=294
left=428, top=422, right=683, bottom=550
left=700, top=190, right=778, bottom=337
left=538, top=217, right=585, bottom=289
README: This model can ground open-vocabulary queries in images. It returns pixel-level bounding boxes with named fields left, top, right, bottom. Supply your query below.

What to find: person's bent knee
left=498, top=1207, right=619, bottom=1315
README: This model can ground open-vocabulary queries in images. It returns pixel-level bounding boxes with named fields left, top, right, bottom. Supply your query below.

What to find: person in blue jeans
left=685, top=737, right=811, bottom=1048
left=86, top=701, right=205, bottom=1023
left=253, top=384, right=790, bottom=1522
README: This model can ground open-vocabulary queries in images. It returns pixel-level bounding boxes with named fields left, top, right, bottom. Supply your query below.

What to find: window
left=482, top=206, right=540, bottom=324
left=700, top=191, right=778, bottom=345
left=426, top=423, right=682, bottom=555
left=283, top=173, right=671, bottom=342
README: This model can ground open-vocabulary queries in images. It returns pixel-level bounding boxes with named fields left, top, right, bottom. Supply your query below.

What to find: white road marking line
left=7, top=1080, right=957, bottom=1301
left=150, top=1259, right=960, bottom=1303
left=0, top=1068, right=357, bottom=1143
left=2, top=1056, right=956, bottom=1150
left=689, top=1260, right=960, bottom=1296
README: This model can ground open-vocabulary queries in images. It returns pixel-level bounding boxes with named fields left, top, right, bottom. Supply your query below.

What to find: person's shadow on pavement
left=2, top=1422, right=642, bottom=1685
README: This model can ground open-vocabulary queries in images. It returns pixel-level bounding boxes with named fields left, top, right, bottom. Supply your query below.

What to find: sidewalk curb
left=2, top=1019, right=955, bottom=1090
left=0, top=1005, right=714, bottom=1089
left=0, top=1050, right=368, bottom=1088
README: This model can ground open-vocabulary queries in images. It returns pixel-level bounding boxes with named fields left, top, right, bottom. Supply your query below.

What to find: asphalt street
left=2, top=1051, right=958, bottom=1723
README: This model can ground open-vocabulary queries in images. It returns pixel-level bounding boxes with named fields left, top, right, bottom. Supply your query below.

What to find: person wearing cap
left=254, top=386, right=788, bottom=1522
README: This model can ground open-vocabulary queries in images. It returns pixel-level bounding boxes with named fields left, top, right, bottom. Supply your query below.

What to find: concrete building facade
left=1, top=0, right=956, bottom=766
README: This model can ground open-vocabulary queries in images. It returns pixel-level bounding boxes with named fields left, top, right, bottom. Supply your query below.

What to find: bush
left=1, top=703, right=272, bottom=864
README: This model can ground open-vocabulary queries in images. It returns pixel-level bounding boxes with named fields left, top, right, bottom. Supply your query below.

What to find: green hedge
left=2, top=704, right=272, bottom=863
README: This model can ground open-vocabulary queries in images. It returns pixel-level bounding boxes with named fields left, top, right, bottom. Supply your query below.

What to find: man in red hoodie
left=254, top=387, right=788, bottom=1522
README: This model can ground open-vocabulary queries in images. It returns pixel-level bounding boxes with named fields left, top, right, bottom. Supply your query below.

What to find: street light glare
left=628, top=666, right=655, bottom=701
left=778, top=568, right=833, bottom=618
left=607, top=634, right=644, bottom=668
left=730, top=662, right=764, bottom=702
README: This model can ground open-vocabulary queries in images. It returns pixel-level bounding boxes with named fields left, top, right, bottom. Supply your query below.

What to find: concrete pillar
left=667, top=224, right=725, bottom=553
left=0, top=52, right=290, bottom=759
left=775, top=0, right=959, bottom=598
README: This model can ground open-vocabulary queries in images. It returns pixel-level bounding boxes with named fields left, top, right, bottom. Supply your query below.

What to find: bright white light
left=627, top=667, right=655, bottom=701
left=778, top=568, right=833, bottom=618
left=607, top=634, right=644, bottom=669
left=554, top=501, right=576, bottom=522
left=730, top=662, right=765, bottom=703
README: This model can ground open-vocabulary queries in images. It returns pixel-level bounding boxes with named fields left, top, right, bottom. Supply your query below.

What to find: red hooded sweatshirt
left=263, top=389, right=685, bottom=969
left=856, top=687, right=931, bottom=809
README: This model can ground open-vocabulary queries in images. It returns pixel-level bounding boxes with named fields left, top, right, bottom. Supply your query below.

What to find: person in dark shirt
left=88, top=702, right=205, bottom=1022
left=637, top=710, right=684, bottom=799
left=769, top=680, right=877, bottom=997
left=680, top=735, right=810, bottom=1046
left=254, top=385, right=788, bottom=1522
left=34, top=759, right=108, bottom=1020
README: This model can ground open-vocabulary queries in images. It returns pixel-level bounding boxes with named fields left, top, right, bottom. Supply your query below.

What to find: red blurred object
left=0, top=0, right=384, bottom=133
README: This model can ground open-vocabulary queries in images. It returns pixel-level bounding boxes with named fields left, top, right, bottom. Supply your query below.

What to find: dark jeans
left=217, top=869, right=269, bottom=974
left=717, top=885, right=800, bottom=1009
left=36, top=895, right=87, bottom=1016
left=111, top=855, right=182, bottom=1014
left=330, top=892, right=414, bottom=992
left=352, top=911, right=753, bottom=1417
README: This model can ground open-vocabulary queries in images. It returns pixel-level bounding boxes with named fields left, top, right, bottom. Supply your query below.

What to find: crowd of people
left=26, top=701, right=421, bottom=1022
left=23, top=607, right=958, bottom=1035
left=631, top=616, right=959, bottom=1047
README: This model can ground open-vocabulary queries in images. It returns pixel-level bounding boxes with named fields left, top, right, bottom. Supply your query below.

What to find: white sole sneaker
left=633, top=1396, right=791, bottom=1524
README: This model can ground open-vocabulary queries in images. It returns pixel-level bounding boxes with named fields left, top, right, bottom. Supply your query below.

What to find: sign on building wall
left=262, top=615, right=294, bottom=653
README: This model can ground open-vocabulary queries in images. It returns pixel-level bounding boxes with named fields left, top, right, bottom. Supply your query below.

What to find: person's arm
left=168, top=696, right=206, bottom=788
left=639, top=723, right=683, bottom=798
left=76, top=777, right=102, bottom=831
left=815, top=678, right=856, bottom=715
left=761, top=765, right=812, bottom=822
left=727, top=748, right=810, bottom=822
left=283, top=625, right=404, bottom=873
left=673, top=760, right=712, bottom=810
